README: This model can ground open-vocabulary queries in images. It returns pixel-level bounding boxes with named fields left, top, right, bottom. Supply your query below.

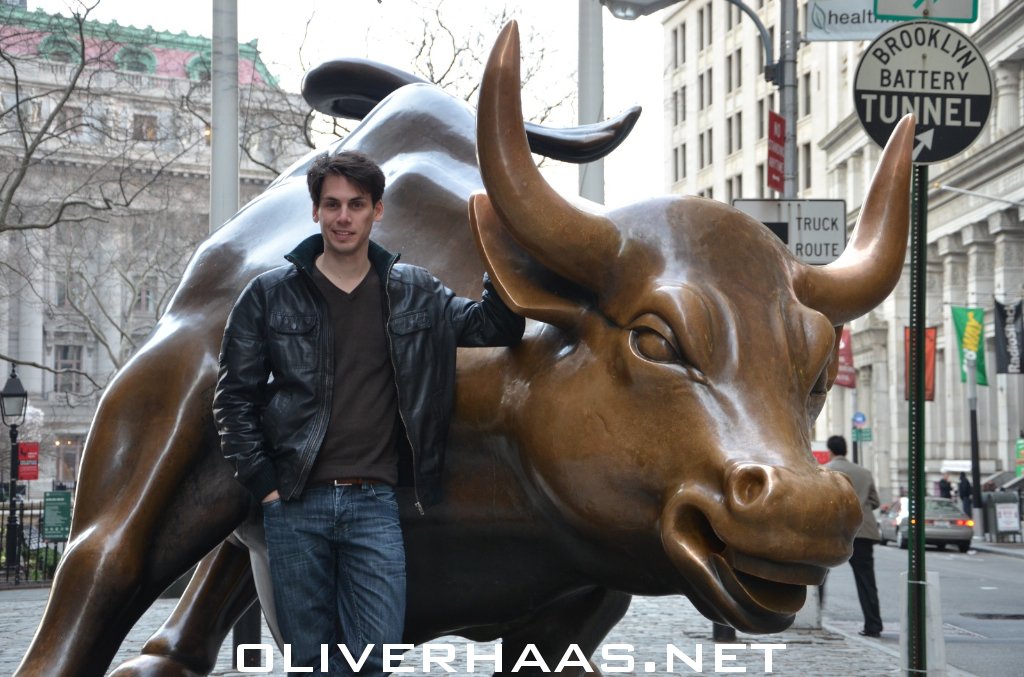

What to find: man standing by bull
left=214, top=150, right=524, bottom=673
left=825, top=434, right=883, bottom=638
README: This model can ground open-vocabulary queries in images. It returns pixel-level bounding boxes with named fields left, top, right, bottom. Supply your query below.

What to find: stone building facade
left=0, top=3, right=309, bottom=495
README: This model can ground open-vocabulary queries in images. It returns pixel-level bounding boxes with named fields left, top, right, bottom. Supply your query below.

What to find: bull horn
left=794, top=114, right=915, bottom=325
left=478, top=21, right=621, bottom=291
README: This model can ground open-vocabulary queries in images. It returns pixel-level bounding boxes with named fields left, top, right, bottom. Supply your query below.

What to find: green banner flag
left=952, top=306, right=988, bottom=386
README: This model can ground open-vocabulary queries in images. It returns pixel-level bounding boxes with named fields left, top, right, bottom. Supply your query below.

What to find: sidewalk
left=9, top=535, right=1022, bottom=677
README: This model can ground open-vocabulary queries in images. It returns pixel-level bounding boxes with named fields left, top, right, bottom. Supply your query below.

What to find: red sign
left=767, top=111, right=785, bottom=194
left=18, top=441, right=39, bottom=481
left=834, top=327, right=856, bottom=388
left=904, top=326, right=937, bottom=401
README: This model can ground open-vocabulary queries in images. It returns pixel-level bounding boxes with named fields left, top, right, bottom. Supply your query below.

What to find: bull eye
left=630, top=327, right=680, bottom=363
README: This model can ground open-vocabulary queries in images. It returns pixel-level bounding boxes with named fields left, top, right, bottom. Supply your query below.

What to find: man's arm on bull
left=446, top=272, right=525, bottom=347
left=213, top=278, right=277, bottom=503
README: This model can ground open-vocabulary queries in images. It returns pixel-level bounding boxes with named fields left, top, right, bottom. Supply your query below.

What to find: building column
left=938, top=234, right=968, bottom=462
left=990, top=209, right=1024, bottom=471
left=994, top=61, right=1021, bottom=138
left=846, top=151, right=863, bottom=208
left=963, top=223, right=997, bottom=466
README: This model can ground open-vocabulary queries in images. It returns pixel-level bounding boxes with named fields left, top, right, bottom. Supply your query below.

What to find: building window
left=38, top=34, right=80, bottom=63
left=802, top=72, right=812, bottom=117
left=735, top=48, right=743, bottom=89
left=678, top=23, right=686, bottom=65
left=54, top=345, right=84, bottom=394
left=673, top=143, right=687, bottom=182
left=726, top=174, right=743, bottom=203
left=55, top=272, right=83, bottom=307
left=115, top=45, right=157, bottom=73
left=134, top=276, right=158, bottom=313
left=700, top=129, right=714, bottom=169
left=133, top=114, right=158, bottom=141
left=727, top=112, right=743, bottom=154
left=187, top=54, right=212, bottom=82
left=697, top=8, right=704, bottom=50
left=680, top=87, right=686, bottom=123
left=705, top=68, right=713, bottom=108
left=757, top=163, right=766, bottom=198
left=801, top=142, right=812, bottom=190
left=698, top=73, right=705, bottom=110
left=705, top=2, right=713, bottom=47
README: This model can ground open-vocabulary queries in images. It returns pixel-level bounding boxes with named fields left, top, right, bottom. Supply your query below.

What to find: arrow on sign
left=913, top=128, right=934, bottom=161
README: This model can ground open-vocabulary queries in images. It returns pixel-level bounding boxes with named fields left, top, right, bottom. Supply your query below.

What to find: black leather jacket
left=214, top=235, right=524, bottom=511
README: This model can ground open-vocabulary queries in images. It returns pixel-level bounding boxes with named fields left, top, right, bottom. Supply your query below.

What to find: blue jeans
left=262, top=483, right=406, bottom=675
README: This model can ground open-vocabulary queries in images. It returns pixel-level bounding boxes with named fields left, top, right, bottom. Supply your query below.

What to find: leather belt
left=328, top=478, right=383, bottom=486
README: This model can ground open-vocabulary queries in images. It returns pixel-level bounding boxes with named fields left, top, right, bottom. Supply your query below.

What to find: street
left=822, top=542, right=1024, bottom=677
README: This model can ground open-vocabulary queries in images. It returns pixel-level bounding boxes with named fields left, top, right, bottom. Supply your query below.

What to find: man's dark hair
left=306, top=150, right=385, bottom=207
left=827, top=435, right=847, bottom=456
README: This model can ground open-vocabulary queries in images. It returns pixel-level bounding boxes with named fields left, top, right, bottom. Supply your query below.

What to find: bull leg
left=108, top=537, right=258, bottom=677
left=496, top=588, right=631, bottom=676
left=15, top=345, right=248, bottom=677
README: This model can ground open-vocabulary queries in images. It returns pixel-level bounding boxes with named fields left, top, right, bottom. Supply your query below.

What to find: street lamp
left=2, top=364, right=28, bottom=584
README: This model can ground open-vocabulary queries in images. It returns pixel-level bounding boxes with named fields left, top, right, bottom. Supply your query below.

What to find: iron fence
left=1, top=500, right=66, bottom=586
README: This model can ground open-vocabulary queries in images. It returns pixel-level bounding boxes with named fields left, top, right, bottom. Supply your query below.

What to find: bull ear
left=469, top=192, right=587, bottom=329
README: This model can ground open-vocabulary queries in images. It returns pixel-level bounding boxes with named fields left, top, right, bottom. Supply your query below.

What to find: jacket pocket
left=268, top=313, right=317, bottom=368
left=389, top=310, right=431, bottom=335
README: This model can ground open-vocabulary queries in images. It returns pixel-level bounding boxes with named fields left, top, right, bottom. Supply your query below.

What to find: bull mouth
left=660, top=492, right=821, bottom=631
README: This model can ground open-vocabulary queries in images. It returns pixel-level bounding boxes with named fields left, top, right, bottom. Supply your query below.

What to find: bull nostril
left=729, top=464, right=771, bottom=509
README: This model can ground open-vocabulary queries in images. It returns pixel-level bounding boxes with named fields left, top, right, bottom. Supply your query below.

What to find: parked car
left=878, top=497, right=974, bottom=552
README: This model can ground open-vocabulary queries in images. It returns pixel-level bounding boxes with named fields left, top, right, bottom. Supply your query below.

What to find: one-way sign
left=854, top=21, right=991, bottom=163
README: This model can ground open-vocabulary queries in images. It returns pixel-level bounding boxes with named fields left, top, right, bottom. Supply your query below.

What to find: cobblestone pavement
left=0, top=584, right=982, bottom=676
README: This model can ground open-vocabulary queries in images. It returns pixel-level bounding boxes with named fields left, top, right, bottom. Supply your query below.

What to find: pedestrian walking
left=959, top=472, right=973, bottom=516
left=825, top=435, right=883, bottom=638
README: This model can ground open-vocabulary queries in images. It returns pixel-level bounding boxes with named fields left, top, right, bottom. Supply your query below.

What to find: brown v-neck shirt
left=307, top=265, right=399, bottom=486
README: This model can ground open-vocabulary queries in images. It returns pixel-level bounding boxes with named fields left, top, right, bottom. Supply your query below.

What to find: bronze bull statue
left=16, top=23, right=914, bottom=676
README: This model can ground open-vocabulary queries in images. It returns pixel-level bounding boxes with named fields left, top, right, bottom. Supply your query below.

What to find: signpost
left=733, top=199, right=846, bottom=264
left=854, top=21, right=993, bottom=164
left=854, top=20, right=992, bottom=675
left=874, top=0, right=978, bottom=23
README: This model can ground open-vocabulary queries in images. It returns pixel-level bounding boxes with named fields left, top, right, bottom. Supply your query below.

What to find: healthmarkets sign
left=806, top=0, right=900, bottom=42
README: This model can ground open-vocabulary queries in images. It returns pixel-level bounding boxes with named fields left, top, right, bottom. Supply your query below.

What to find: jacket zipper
left=290, top=258, right=333, bottom=499
left=382, top=256, right=425, bottom=516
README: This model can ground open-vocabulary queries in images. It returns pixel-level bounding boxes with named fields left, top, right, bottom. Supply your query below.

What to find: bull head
left=469, top=22, right=913, bottom=632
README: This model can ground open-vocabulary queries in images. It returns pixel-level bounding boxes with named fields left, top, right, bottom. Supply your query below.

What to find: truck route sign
left=854, top=20, right=991, bottom=163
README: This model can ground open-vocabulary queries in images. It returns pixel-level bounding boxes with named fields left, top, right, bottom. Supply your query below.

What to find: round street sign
left=854, top=20, right=992, bottom=164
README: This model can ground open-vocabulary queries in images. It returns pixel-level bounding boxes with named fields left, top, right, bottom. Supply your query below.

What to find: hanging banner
left=18, top=441, right=39, bottom=481
left=952, top=306, right=988, bottom=385
left=834, top=327, right=856, bottom=388
left=904, top=326, right=937, bottom=401
left=993, top=300, right=1023, bottom=374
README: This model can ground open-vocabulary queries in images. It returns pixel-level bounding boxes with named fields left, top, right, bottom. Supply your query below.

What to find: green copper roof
left=1, top=4, right=279, bottom=86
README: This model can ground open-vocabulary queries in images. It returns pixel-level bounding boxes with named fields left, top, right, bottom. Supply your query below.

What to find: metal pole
left=907, top=163, right=928, bottom=675
left=851, top=388, right=859, bottom=465
left=5, top=423, right=20, bottom=584
left=578, top=0, right=605, bottom=203
left=967, top=355, right=983, bottom=535
left=211, top=0, right=239, bottom=234
left=780, top=0, right=798, bottom=198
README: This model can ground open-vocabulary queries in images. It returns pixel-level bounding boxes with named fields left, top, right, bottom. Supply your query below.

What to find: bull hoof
left=108, top=655, right=205, bottom=677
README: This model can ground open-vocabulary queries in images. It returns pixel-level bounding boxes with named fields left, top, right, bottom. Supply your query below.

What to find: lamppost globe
left=1, top=365, right=28, bottom=426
